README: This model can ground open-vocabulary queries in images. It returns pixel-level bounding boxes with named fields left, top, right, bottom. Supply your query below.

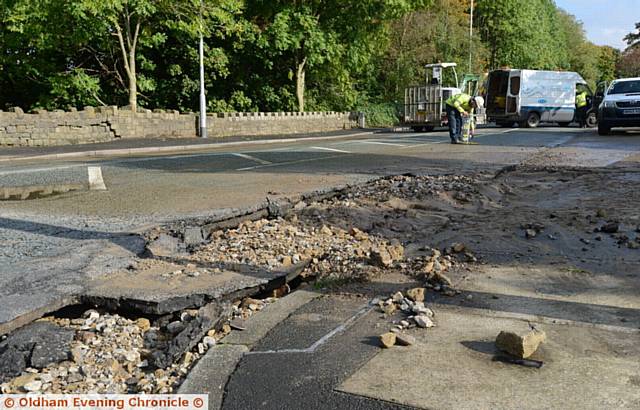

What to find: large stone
left=414, top=316, right=435, bottom=329
left=183, top=227, right=205, bottom=246
left=600, top=223, right=619, bottom=234
left=431, top=271, right=452, bottom=287
left=379, top=332, right=397, bottom=348
left=149, top=302, right=230, bottom=369
left=495, top=328, right=546, bottom=359
left=370, top=249, right=393, bottom=268
left=395, top=334, right=416, bottom=346
left=406, top=288, right=425, bottom=302
left=0, top=322, right=74, bottom=382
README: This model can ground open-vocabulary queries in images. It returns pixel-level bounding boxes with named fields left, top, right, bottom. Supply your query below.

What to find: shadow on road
left=0, top=217, right=146, bottom=255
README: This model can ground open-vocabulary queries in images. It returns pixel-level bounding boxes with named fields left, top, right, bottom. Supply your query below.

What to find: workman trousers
left=446, top=105, right=463, bottom=143
left=576, top=106, right=588, bottom=127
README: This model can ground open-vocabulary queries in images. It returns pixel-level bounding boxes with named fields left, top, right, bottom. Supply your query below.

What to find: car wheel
left=598, top=122, right=611, bottom=135
left=586, top=112, right=598, bottom=128
left=525, top=112, right=541, bottom=128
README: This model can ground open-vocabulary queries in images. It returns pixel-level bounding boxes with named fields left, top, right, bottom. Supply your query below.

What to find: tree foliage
left=0, top=0, right=624, bottom=114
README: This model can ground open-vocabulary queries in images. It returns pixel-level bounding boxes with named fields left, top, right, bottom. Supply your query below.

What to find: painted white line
left=87, top=166, right=107, bottom=191
left=400, top=141, right=448, bottom=149
left=356, top=141, right=408, bottom=147
left=246, top=304, right=373, bottom=355
left=0, top=165, right=79, bottom=176
left=236, top=155, right=342, bottom=171
left=476, top=129, right=517, bottom=137
left=231, top=153, right=272, bottom=165
left=310, top=146, right=352, bottom=154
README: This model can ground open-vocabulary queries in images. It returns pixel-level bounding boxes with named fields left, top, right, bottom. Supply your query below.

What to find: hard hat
left=474, top=96, right=485, bottom=109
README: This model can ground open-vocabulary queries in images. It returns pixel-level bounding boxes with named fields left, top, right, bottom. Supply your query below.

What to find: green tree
left=243, top=0, right=430, bottom=112
left=623, top=22, right=640, bottom=49
left=476, top=0, right=566, bottom=70
left=597, top=46, right=620, bottom=83
left=72, top=0, right=166, bottom=112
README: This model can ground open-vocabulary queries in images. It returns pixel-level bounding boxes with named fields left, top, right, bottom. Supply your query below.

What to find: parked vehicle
left=485, top=69, right=593, bottom=128
left=403, top=63, right=485, bottom=132
left=597, top=77, right=640, bottom=135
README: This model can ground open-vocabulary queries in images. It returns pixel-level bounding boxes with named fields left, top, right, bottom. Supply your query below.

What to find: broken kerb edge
left=88, top=166, right=107, bottom=191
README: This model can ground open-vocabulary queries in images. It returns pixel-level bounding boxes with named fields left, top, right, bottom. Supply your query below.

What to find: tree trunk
left=114, top=17, right=140, bottom=112
left=128, top=49, right=137, bottom=112
left=296, top=57, right=307, bottom=113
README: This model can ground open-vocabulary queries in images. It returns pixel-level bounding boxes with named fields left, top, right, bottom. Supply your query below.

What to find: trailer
left=403, top=63, right=485, bottom=131
left=485, top=69, right=591, bottom=128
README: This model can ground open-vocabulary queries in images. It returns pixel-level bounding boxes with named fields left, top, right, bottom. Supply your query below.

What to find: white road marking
left=400, top=141, right=449, bottom=149
left=354, top=141, right=408, bottom=147
left=246, top=304, right=373, bottom=355
left=87, top=167, right=107, bottom=191
left=231, top=153, right=272, bottom=165
left=0, top=165, right=79, bottom=176
left=309, top=146, right=351, bottom=154
left=236, top=155, right=342, bottom=171
left=476, top=128, right=517, bottom=137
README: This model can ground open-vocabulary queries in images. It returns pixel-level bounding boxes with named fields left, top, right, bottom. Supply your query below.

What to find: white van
left=485, top=69, right=590, bottom=128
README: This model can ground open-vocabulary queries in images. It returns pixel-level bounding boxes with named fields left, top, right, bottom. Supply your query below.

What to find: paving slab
left=338, top=307, right=640, bottom=410
left=83, top=259, right=286, bottom=315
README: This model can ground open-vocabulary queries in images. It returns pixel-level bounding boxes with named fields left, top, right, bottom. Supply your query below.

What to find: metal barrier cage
left=404, top=85, right=444, bottom=125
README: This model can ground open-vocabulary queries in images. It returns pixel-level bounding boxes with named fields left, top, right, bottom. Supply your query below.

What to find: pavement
left=3, top=125, right=640, bottom=408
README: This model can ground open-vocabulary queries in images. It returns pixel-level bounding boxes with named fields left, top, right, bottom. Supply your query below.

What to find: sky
left=554, top=0, right=638, bottom=50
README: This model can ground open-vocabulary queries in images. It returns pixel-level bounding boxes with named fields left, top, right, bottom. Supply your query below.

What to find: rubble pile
left=0, top=295, right=276, bottom=395
left=196, top=218, right=412, bottom=282
left=375, top=288, right=436, bottom=348
left=342, top=174, right=481, bottom=202
left=192, top=174, right=482, bottom=284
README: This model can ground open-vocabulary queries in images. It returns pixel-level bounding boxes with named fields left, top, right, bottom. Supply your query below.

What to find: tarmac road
left=1, top=126, right=639, bottom=335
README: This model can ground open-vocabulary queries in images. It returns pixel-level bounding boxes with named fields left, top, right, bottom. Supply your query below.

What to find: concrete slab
left=338, top=307, right=640, bottom=410
left=177, top=344, right=249, bottom=409
left=83, top=260, right=283, bottom=314
left=223, top=289, right=321, bottom=347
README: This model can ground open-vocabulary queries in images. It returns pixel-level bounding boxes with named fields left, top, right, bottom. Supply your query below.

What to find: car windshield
left=609, top=80, right=640, bottom=95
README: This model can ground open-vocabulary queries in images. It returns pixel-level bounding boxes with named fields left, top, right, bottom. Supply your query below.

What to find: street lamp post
left=199, top=0, right=207, bottom=138
left=469, top=0, right=474, bottom=74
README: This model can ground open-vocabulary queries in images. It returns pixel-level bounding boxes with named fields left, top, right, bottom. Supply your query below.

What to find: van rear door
left=507, top=72, right=520, bottom=116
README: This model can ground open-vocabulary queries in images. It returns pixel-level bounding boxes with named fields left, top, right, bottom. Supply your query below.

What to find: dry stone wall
left=0, top=107, right=358, bottom=147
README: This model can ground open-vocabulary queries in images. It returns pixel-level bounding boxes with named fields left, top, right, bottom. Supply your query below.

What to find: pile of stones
left=376, top=288, right=436, bottom=348
left=0, top=295, right=276, bottom=395
left=194, top=218, right=411, bottom=282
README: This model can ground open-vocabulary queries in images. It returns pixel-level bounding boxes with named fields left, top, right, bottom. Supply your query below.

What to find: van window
left=510, top=76, right=521, bottom=95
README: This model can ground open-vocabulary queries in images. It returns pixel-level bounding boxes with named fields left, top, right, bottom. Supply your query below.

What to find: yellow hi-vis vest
left=576, top=92, right=588, bottom=108
left=446, top=93, right=473, bottom=113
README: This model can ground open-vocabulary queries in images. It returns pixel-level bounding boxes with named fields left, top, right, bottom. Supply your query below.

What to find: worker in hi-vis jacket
left=445, top=94, right=484, bottom=144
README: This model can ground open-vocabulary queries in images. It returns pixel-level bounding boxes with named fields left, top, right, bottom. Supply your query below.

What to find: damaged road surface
left=1, top=128, right=640, bottom=408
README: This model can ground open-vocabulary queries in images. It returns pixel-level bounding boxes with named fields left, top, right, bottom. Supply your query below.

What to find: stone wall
left=0, top=107, right=358, bottom=147
left=206, top=111, right=358, bottom=138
